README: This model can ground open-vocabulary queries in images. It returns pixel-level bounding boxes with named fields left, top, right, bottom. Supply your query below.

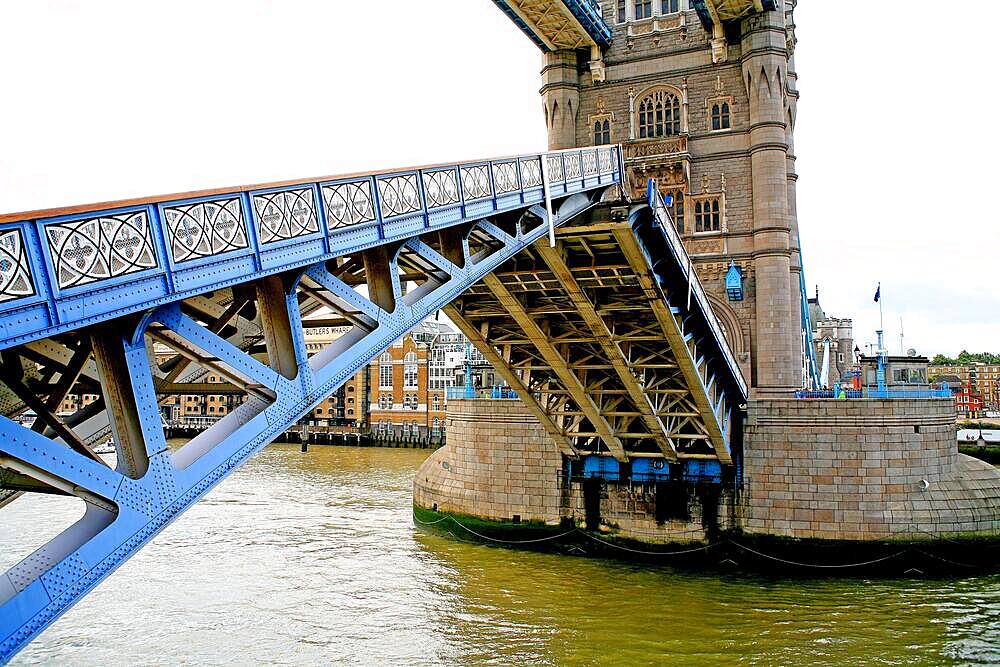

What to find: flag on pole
left=873, top=283, right=881, bottom=303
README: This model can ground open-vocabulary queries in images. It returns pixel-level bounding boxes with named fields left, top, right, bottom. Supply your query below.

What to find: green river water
left=2, top=444, right=999, bottom=665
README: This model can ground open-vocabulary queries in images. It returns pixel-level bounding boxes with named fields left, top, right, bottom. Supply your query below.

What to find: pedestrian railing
left=795, top=388, right=952, bottom=399
left=445, top=385, right=519, bottom=400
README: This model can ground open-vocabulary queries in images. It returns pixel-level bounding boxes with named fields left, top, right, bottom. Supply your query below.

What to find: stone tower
left=540, top=0, right=803, bottom=392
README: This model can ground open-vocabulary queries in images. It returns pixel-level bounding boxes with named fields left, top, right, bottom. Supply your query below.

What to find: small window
left=711, top=102, right=731, bottom=131
left=663, top=189, right=684, bottom=233
left=661, top=0, right=679, bottom=13
left=694, top=199, right=721, bottom=232
left=618, top=0, right=626, bottom=22
left=594, top=119, right=610, bottom=146
left=635, top=0, right=651, bottom=20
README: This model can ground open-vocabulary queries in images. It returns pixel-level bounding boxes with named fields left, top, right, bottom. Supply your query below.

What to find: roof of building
left=410, top=320, right=455, bottom=337
left=859, top=355, right=929, bottom=364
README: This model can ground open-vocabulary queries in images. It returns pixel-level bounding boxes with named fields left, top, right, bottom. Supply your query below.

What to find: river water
left=2, top=444, right=999, bottom=665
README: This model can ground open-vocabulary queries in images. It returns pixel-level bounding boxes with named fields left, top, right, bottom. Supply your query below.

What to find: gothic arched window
left=711, top=102, right=731, bottom=130
left=695, top=198, right=722, bottom=232
left=666, top=189, right=684, bottom=233
left=594, top=120, right=610, bottom=146
left=638, top=89, right=681, bottom=139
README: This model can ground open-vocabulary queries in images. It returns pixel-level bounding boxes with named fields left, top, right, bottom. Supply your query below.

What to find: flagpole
left=878, top=282, right=884, bottom=334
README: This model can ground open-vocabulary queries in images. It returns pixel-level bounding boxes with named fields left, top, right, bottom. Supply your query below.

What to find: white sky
left=0, top=1, right=996, bottom=357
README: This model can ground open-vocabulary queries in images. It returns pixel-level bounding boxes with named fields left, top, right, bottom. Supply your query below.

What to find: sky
left=0, top=1, right=996, bottom=357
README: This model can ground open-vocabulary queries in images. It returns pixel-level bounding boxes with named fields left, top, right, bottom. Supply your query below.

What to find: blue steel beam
left=0, top=147, right=621, bottom=352
left=490, top=0, right=613, bottom=51
left=0, top=148, right=621, bottom=661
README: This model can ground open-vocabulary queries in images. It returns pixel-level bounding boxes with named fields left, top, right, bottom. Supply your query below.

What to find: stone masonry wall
left=413, top=399, right=563, bottom=524
left=743, top=398, right=1000, bottom=540
left=415, top=399, right=735, bottom=543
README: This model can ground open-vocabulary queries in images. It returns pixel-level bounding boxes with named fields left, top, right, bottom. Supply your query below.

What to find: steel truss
left=0, top=164, right=610, bottom=660
left=445, top=200, right=746, bottom=466
left=0, top=149, right=746, bottom=662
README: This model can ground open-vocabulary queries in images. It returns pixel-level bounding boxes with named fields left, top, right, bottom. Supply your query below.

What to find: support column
left=786, top=50, right=804, bottom=387
left=255, top=275, right=299, bottom=381
left=742, top=10, right=798, bottom=393
left=91, top=323, right=152, bottom=478
left=540, top=49, right=580, bottom=150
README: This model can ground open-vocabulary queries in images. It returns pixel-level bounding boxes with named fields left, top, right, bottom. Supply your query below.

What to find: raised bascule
left=2, top=0, right=999, bottom=662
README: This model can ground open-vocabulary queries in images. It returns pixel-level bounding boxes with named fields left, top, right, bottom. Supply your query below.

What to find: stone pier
left=742, top=398, right=1000, bottom=540
left=415, top=397, right=1000, bottom=554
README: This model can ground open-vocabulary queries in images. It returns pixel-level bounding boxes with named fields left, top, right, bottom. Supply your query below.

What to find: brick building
left=370, top=322, right=449, bottom=438
left=954, top=383, right=984, bottom=419
left=368, top=321, right=498, bottom=438
left=930, top=363, right=1000, bottom=411
left=302, top=326, right=366, bottom=428
left=541, top=0, right=803, bottom=391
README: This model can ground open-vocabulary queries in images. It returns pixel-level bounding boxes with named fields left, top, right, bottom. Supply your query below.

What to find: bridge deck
left=0, top=145, right=745, bottom=661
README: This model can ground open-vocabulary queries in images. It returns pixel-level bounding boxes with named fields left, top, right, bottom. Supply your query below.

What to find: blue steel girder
left=0, top=148, right=622, bottom=661
left=491, top=0, right=612, bottom=51
left=0, top=147, right=621, bottom=352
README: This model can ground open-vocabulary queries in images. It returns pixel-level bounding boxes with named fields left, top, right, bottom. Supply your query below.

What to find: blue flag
left=874, top=283, right=881, bottom=303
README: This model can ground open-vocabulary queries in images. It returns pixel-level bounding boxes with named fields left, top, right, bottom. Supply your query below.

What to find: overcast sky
left=0, top=1, right=996, bottom=357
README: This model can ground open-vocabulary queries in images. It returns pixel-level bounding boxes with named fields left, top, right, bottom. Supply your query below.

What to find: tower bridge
left=2, top=0, right=1000, bottom=662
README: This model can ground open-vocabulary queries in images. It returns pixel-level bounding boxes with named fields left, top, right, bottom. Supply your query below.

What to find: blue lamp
left=725, top=260, right=743, bottom=301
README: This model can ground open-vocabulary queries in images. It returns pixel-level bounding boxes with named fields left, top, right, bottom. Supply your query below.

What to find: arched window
left=711, top=102, right=731, bottom=130
left=404, top=351, right=417, bottom=363
left=695, top=198, right=721, bottom=232
left=594, top=120, right=610, bottom=146
left=638, top=90, right=681, bottom=139
left=664, top=189, right=684, bottom=234
left=432, top=395, right=440, bottom=411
